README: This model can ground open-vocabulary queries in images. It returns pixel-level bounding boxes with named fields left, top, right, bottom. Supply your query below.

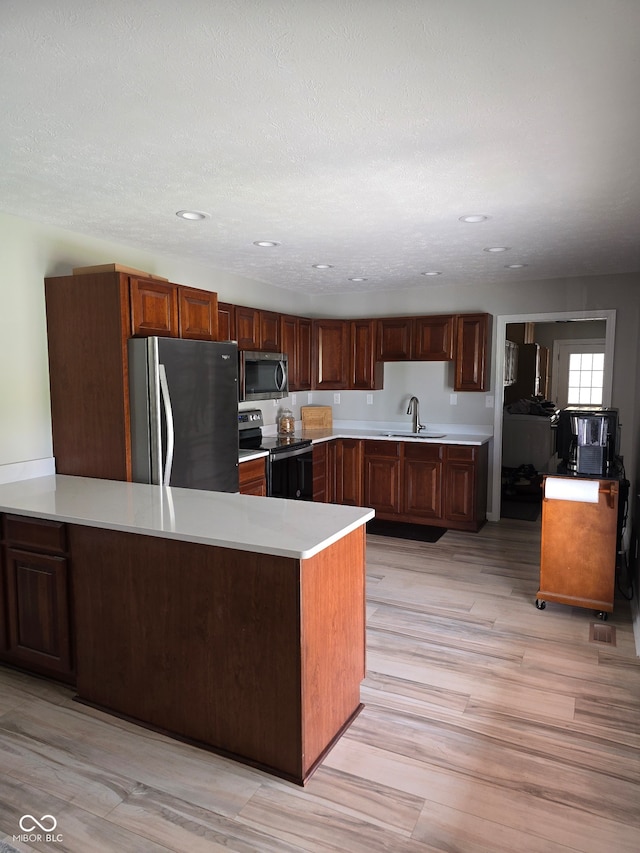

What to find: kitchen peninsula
left=0, top=475, right=373, bottom=785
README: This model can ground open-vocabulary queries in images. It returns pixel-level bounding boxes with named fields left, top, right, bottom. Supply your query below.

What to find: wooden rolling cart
left=536, top=474, right=619, bottom=620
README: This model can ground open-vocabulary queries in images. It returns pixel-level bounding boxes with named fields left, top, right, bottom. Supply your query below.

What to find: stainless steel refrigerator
left=128, top=337, right=239, bottom=492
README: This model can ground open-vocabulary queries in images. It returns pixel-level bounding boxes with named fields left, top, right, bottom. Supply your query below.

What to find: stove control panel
left=238, top=409, right=264, bottom=430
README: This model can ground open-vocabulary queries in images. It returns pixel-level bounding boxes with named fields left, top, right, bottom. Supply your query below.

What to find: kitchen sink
left=382, top=432, right=447, bottom=439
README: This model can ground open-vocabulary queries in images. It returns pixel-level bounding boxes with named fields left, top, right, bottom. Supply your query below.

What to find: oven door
left=269, top=446, right=313, bottom=500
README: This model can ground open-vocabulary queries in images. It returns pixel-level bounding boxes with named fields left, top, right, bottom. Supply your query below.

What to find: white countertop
left=298, top=425, right=492, bottom=447
left=0, top=475, right=373, bottom=560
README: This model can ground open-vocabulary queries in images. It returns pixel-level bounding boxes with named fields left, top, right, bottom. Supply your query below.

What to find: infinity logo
left=19, top=814, right=57, bottom=832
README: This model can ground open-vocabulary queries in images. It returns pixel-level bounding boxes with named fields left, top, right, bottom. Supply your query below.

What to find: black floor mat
left=366, top=520, right=447, bottom=542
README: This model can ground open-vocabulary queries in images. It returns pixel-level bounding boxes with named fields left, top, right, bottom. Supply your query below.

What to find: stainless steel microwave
left=238, top=350, right=288, bottom=401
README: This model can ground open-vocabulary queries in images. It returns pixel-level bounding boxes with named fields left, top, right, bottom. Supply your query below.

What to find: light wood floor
left=1, top=518, right=639, bottom=852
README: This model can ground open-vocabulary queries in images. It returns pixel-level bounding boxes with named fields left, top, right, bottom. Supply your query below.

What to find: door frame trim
left=489, top=309, right=616, bottom=522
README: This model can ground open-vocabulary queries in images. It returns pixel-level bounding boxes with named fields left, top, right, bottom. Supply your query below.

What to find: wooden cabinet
left=0, top=514, right=74, bottom=682
left=313, top=441, right=337, bottom=502
left=44, top=270, right=223, bottom=481
left=413, top=315, right=455, bottom=360
left=235, top=305, right=261, bottom=350
left=361, top=440, right=487, bottom=531
left=350, top=320, right=384, bottom=390
left=232, top=305, right=282, bottom=352
left=238, top=457, right=268, bottom=496
left=130, top=277, right=179, bottom=337
left=130, top=279, right=218, bottom=341
left=281, top=314, right=312, bottom=391
left=313, top=320, right=350, bottom=390
left=443, top=446, right=476, bottom=525
left=314, top=319, right=381, bottom=391
left=217, top=301, right=236, bottom=341
left=178, top=286, right=218, bottom=341
left=46, top=271, right=134, bottom=481
left=376, top=315, right=455, bottom=362
left=69, top=520, right=365, bottom=786
left=259, top=310, right=281, bottom=352
left=537, top=476, right=618, bottom=615
left=336, top=439, right=363, bottom=506
left=376, top=318, right=413, bottom=360
left=363, top=441, right=402, bottom=515
left=403, top=443, right=443, bottom=520
left=454, top=313, right=490, bottom=392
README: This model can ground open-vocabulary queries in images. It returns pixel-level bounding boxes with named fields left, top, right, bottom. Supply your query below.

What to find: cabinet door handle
left=158, top=364, right=175, bottom=486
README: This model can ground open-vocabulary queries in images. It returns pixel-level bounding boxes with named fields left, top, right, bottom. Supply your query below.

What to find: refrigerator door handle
left=158, top=364, right=175, bottom=485
left=276, top=360, right=287, bottom=392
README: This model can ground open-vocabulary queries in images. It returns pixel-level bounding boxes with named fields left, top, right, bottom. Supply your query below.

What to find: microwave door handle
left=276, top=360, right=287, bottom=391
left=158, top=364, right=175, bottom=485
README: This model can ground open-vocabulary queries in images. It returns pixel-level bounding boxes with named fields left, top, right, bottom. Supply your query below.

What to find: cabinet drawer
left=364, top=440, right=400, bottom=457
left=445, top=446, right=475, bottom=462
left=3, top=514, right=67, bottom=555
left=239, top=457, right=267, bottom=484
left=404, top=443, right=443, bottom=462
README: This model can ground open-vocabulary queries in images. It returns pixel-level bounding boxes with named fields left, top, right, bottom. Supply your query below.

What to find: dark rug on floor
left=501, top=500, right=541, bottom=521
left=366, top=520, right=447, bottom=542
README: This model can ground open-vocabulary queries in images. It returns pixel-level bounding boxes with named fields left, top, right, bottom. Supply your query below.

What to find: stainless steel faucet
left=406, top=396, right=425, bottom=433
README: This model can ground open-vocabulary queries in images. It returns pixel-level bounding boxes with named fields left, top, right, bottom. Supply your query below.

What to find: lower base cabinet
left=363, top=440, right=488, bottom=531
left=69, top=522, right=365, bottom=785
left=239, top=457, right=267, bottom=496
left=0, top=514, right=74, bottom=681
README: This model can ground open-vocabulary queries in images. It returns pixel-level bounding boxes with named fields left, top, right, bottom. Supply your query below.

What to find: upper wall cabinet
left=130, top=277, right=179, bottom=337
left=314, top=319, right=350, bottom=390
left=313, top=319, right=383, bottom=391
left=350, top=319, right=384, bottom=390
left=177, top=286, right=218, bottom=341
left=235, top=305, right=260, bottom=350
left=217, top=301, right=236, bottom=342
left=281, top=314, right=312, bottom=391
left=129, top=278, right=218, bottom=341
left=231, top=305, right=282, bottom=352
left=413, top=315, right=455, bottom=360
left=454, top=313, right=490, bottom=392
left=376, top=315, right=455, bottom=361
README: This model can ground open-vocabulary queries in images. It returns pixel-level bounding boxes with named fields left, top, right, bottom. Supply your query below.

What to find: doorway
left=489, top=310, right=616, bottom=523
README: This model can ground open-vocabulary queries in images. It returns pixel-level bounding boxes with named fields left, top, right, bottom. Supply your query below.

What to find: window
left=552, top=339, right=606, bottom=409
left=567, top=351, right=604, bottom=405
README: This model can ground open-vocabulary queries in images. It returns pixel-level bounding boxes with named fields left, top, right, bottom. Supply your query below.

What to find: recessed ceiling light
left=312, top=263, right=333, bottom=269
left=505, top=263, right=528, bottom=269
left=176, top=210, right=210, bottom=220
left=421, top=271, right=442, bottom=276
left=253, top=240, right=280, bottom=247
left=483, top=246, right=510, bottom=253
left=348, top=277, right=367, bottom=281
left=459, top=214, right=489, bottom=223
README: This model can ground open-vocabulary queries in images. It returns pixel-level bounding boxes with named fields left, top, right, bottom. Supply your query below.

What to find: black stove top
left=259, top=434, right=312, bottom=454
left=238, top=408, right=311, bottom=456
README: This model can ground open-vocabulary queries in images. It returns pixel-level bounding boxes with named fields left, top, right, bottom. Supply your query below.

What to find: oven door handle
left=271, top=445, right=312, bottom=461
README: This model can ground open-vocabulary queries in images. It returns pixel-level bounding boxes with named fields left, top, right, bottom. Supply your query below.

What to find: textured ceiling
left=1, top=0, right=639, bottom=295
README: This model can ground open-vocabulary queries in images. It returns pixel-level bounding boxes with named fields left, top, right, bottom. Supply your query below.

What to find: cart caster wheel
left=535, top=599, right=546, bottom=610
left=595, top=611, right=608, bottom=621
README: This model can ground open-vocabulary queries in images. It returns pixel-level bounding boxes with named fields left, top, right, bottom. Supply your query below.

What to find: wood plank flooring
left=1, top=518, right=639, bottom=852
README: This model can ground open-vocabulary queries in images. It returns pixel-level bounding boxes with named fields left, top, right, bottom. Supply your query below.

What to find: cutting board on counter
left=301, top=405, right=333, bottom=430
